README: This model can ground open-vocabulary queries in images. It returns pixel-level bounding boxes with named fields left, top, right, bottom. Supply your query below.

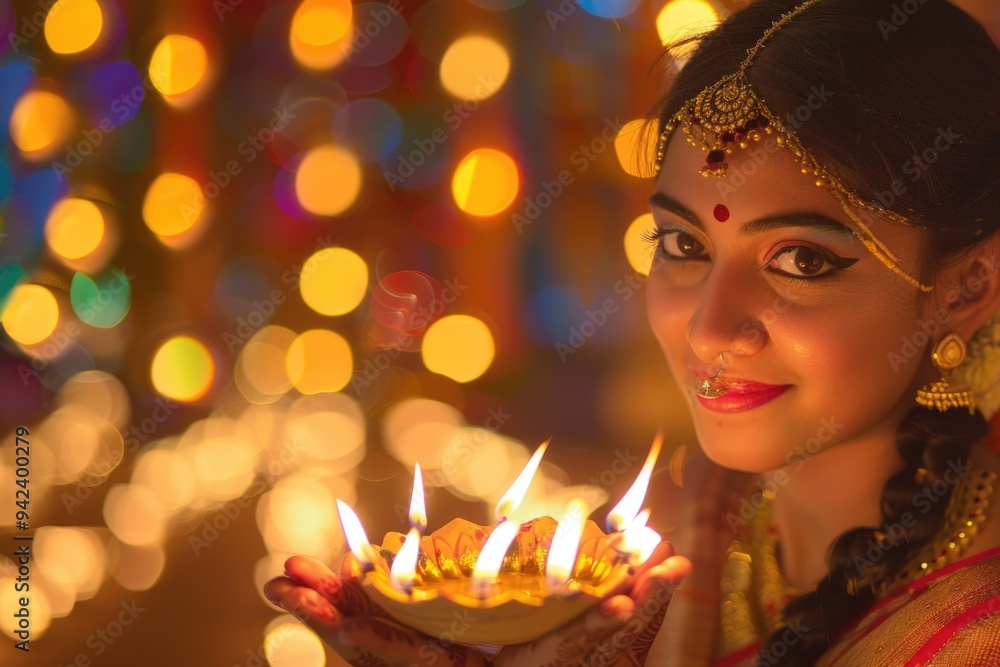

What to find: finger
left=284, top=555, right=392, bottom=619
left=496, top=594, right=634, bottom=666
left=339, top=618, right=487, bottom=667
left=601, top=540, right=677, bottom=600
left=270, top=582, right=344, bottom=628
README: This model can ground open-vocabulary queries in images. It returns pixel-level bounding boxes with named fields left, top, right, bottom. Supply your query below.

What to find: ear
left=928, top=232, right=1000, bottom=341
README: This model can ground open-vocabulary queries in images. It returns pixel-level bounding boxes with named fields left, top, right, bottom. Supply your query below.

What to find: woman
left=264, top=0, right=1000, bottom=664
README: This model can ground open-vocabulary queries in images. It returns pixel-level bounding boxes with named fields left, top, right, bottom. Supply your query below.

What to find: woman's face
left=647, top=131, right=940, bottom=472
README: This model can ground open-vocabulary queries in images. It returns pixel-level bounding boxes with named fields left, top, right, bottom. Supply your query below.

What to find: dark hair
left=650, top=0, right=1000, bottom=663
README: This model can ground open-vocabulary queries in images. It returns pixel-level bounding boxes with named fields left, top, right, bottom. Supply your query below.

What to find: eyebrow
left=648, top=191, right=854, bottom=237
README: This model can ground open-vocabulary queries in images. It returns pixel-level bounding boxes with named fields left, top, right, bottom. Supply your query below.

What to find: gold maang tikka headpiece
left=654, top=0, right=933, bottom=293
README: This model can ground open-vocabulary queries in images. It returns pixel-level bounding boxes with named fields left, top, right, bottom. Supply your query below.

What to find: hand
left=493, top=541, right=691, bottom=667
left=263, top=555, right=488, bottom=667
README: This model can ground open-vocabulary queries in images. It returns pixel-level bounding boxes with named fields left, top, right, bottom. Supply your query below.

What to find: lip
left=690, top=370, right=792, bottom=413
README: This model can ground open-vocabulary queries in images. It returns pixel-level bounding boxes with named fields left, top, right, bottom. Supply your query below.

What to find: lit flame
left=410, top=463, right=427, bottom=534
left=471, top=520, right=520, bottom=598
left=545, top=497, right=588, bottom=588
left=621, top=509, right=660, bottom=564
left=607, top=432, right=662, bottom=532
left=336, top=499, right=376, bottom=566
left=495, top=439, right=549, bottom=521
left=390, top=527, right=421, bottom=593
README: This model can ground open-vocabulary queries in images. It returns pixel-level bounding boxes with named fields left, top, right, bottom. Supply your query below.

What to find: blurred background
left=0, top=0, right=744, bottom=664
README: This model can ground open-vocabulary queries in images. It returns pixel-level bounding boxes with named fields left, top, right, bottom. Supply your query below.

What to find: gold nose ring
left=696, top=353, right=730, bottom=399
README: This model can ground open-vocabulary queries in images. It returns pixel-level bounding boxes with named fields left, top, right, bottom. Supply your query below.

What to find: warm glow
left=409, top=463, right=427, bottom=532
left=439, top=35, right=509, bottom=101
left=236, top=326, right=296, bottom=404
left=299, top=247, right=368, bottom=316
left=656, top=0, right=720, bottom=56
left=295, top=145, right=362, bottom=216
left=614, top=119, right=657, bottom=178
left=292, top=0, right=352, bottom=45
left=336, top=499, right=376, bottom=566
left=263, top=475, right=337, bottom=555
left=142, top=173, right=207, bottom=238
left=149, top=35, right=209, bottom=97
left=264, top=622, right=327, bottom=667
left=35, top=527, right=106, bottom=600
left=103, top=484, right=167, bottom=546
left=607, top=433, right=663, bottom=531
left=495, top=439, right=548, bottom=521
left=390, top=527, right=421, bottom=593
left=45, top=0, right=103, bottom=54
left=621, top=509, right=661, bottom=563
left=132, top=448, right=196, bottom=514
left=1, top=284, right=59, bottom=346
left=545, top=498, right=588, bottom=587
left=624, top=213, right=655, bottom=276
left=150, top=335, right=215, bottom=402
left=452, top=148, right=519, bottom=217
left=285, top=329, right=353, bottom=394
left=421, top=314, right=495, bottom=383
left=9, top=91, right=72, bottom=157
left=45, top=198, right=105, bottom=260
left=471, top=521, right=520, bottom=597
left=0, top=578, right=52, bottom=640
left=107, top=541, right=166, bottom=592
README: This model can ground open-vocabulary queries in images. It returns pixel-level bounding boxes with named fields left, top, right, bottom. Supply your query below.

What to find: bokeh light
left=236, top=326, right=297, bottom=404
left=285, top=329, right=353, bottom=394
left=142, top=172, right=207, bottom=240
left=150, top=335, right=215, bottom=402
left=70, top=268, right=132, bottom=328
left=45, top=198, right=105, bottom=260
left=299, top=247, right=368, bottom=316
left=439, top=35, right=509, bottom=101
left=264, top=620, right=326, bottom=667
left=656, top=0, right=720, bottom=56
left=103, top=484, right=167, bottom=546
left=624, top=213, right=655, bottom=275
left=34, top=527, right=106, bottom=600
left=44, top=0, right=104, bottom=54
left=149, top=34, right=209, bottom=98
left=289, top=0, right=353, bottom=70
left=615, top=119, right=658, bottom=178
left=452, top=148, right=519, bottom=217
left=295, top=145, right=362, bottom=216
left=421, top=314, right=494, bottom=383
left=106, top=541, right=166, bottom=592
left=1, top=284, right=59, bottom=346
left=9, top=91, right=72, bottom=159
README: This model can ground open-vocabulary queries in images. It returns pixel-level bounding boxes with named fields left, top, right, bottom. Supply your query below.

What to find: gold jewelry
left=720, top=467, right=995, bottom=650
left=916, top=333, right=977, bottom=414
left=696, top=353, right=730, bottom=399
left=653, top=0, right=934, bottom=293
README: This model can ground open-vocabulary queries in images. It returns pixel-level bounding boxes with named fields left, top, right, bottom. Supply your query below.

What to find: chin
left=693, top=422, right=790, bottom=473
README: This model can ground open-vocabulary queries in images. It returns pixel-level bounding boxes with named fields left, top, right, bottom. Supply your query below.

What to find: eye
left=767, top=245, right=857, bottom=278
left=644, top=227, right=709, bottom=260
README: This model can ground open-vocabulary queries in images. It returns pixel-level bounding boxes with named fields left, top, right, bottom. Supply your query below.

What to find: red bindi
left=713, top=204, right=730, bottom=222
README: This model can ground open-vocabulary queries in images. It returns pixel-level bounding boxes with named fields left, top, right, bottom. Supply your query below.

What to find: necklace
left=718, top=466, right=996, bottom=654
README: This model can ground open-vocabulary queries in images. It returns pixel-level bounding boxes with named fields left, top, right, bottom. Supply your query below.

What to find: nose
left=685, top=266, right=768, bottom=363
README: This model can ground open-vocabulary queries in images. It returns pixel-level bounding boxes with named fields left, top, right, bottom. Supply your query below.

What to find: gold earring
left=916, top=333, right=976, bottom=414
left=696, top=353, right=730, bottom=399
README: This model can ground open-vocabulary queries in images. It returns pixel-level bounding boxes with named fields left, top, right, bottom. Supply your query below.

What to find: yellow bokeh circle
left=45, top=0, right=104, bottom=54
left=45, top=198, right=105, bottom=260
left=439, top=35, right=510, bottom=101
left=656, top=0, right=720, bottom=56
left=149, top=35, right=209, bottom=97
left=295, top=145, right=362, bottom=216
left=142, top=173, right=206, bottom=238
left=452, top=148, right=519, bottom=217
left=421, top=315, right=495, bottom=383
left=9, top=91, right=73, bottom=157
left=1, top=285, right=60, bottom=346
left=286, top=329, right=353, bottom=394
left=300, top=247, right=368, bottom=316
left=292, top=0, right=352, bottom=46
left=150, top=336, right=215, bottom=402
left=624, top=213, right=656, bottom=276
left=614, top=119, right=658, bottom=179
